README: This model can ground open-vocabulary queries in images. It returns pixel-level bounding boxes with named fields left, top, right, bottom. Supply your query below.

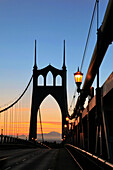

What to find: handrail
left=65, top=144, right=113, bottom=169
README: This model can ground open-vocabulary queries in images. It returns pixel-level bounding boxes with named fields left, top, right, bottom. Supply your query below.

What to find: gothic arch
left=40, top=94, right=62, bottom=121
left=29, top=40, right=68, bottom=141
left=38, top=75, right=44, bottom=86
left=46, top=71, right=53, bottom=86
left=56, top=75, right=62, bottom=86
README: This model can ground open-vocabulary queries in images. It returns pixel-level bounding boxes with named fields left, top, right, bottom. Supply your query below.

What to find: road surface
left=0, top=148, right=81, bottom=170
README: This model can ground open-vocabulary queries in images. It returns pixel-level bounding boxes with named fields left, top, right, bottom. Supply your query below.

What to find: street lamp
left=74, top=67, right=83, bottom=93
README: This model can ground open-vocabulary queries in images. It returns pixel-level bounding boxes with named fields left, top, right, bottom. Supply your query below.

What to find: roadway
left=0, top=148, right=81, bottom=170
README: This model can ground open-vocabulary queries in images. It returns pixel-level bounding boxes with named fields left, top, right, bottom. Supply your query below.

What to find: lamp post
left=74, top=67, right=84, bottom=147
left=95, top=0, right=102, bottom=156
left=1, top=129, right=3, bottom=135
left=74, top=67, right=83, bottom=93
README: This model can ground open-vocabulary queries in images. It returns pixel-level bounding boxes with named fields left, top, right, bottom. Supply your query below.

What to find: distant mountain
left=37, top=131, right=62, bottom=140
left=19, top=134, right=27, bottom=140
left=44, top=131, right=61, bottom=137
left=19, top=131, right=62, bottom=141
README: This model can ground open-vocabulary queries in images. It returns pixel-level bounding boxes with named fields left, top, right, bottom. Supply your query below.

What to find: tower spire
left=63, top=40, right=66, bottom=69
left=34, top=40, right=37, bottom=68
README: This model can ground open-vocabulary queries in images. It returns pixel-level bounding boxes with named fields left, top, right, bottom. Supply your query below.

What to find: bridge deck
left=0, top=147, right=81, bottom=170
left=1, top=144, right=113, bottom=169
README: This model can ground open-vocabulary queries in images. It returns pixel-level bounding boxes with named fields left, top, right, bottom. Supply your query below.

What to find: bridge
left=0, top=0, right=113, bottom=169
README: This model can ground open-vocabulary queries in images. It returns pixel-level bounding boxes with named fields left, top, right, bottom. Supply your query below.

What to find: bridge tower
left=29, top=40, right=68, bottom=141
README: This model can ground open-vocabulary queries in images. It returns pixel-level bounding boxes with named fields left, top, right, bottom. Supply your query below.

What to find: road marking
left=22, top=159, right=26, bottom=162
left=65, top=147, right=83, bottom=170
left=4, top=167, right=11, bottom=170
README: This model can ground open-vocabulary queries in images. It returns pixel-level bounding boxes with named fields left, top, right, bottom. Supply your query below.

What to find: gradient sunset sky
left=0, top=0, right=112, bottom=136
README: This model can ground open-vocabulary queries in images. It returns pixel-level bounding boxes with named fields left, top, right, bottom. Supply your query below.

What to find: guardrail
left=65, top=144, right=113, bottom=170
left=0, top=135, right=29, bottom=144
left=0, top=135, right=52, bottom=150
left=0, top=135, right=39, bottom=149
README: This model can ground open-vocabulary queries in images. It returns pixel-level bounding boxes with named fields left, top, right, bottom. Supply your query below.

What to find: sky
left=0, top=0, right=112, bottom=137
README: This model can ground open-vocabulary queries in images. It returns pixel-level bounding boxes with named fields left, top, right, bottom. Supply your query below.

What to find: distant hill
left=19, top=131, right=62, bottom=142
left=19, top=134, right=27, bottom=140
left=43, top=131, right=61, bottom=137
left=37, top=131, right=62, bottom=142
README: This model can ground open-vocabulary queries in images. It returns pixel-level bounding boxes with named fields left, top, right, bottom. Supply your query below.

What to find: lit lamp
left=64, top=124, right=67, bottom=128
left=66, top=117, right=69, bottom=121
left=74, top=67, right=83, bottom=93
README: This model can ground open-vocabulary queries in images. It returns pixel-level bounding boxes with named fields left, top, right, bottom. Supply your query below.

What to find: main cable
left=0, top=76, right=33, bottom=113
left=80, top=1, right=97, bottom=72
left=69, top=1, right=97, bottom=117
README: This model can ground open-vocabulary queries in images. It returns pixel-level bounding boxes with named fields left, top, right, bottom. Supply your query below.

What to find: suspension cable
left=0, top=76, right=33, bottom=113
left=68, top=88, right=77, bottom=114
left=68, top=1, right=97, bottom=116
left=80, top=1, right=97, bottom=72
left=39, top=107, right=44, bottom=142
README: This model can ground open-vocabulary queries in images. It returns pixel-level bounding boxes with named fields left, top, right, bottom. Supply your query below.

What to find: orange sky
left=0, top=95, right=62, bottom=137
left=0, top=121, right=62, bottom=136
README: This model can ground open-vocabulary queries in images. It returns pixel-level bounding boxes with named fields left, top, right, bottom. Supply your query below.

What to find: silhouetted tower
left=29, top=40, right=68, bottom=141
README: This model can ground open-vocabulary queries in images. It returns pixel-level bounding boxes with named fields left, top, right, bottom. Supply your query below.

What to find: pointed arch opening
left=37, top=94, right=62, bottom=143
left=38, top=75, right=44, bottom=86
left=56, top=75, right=62, bottom=86
left=46, top=71, right=53, bottom=86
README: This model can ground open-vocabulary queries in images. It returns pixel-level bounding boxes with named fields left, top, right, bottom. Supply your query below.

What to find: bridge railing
left=0, top=135, right=35, bottom=146
left=65, top=144, right=113, bottom=170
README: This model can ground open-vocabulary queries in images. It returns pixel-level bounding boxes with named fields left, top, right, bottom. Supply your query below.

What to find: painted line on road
left=4, top=167, right=11, bottom=170
left=65, top=147, right=83, bottom=170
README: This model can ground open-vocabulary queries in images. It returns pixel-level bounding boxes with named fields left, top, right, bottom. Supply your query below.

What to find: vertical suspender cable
left=20, top=99, right=21, bottom=138
left=14, top=105, right=16, bottom=137
left=0, top=76, right=32, bottom=138
left=39, top=107, right=44, bottom=142
left=4, top=111, right=5, bottom=135
left=10, top=107, right=11, bottom=136
left=6, top=110, right=7, bottom=136
left=12, top=106, right=14, bottom=137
